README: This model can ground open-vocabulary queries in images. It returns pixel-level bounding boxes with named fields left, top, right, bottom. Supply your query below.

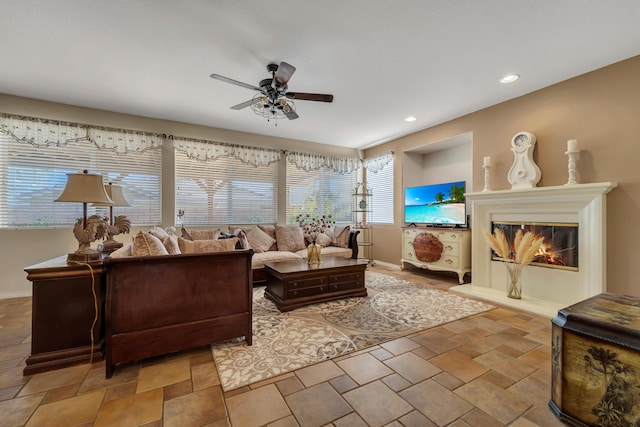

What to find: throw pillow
left=274, top=224, right=306, bottom=252
left=110, top=243, right=132, bottom=258
left=177, top=236, right=188, bottom=253
left=257, top=224, right=278, bottom=251
left=332, top=225, right=351, bottom=248
left=148, top=225, right=169, bottom=241
left=181, top=227, right=222, bottom=241
left=325, top=226, right=335, bottom=242
left=315, top=232, right=333, bottom=248
left=304, top=231, right=332, bottom=247
left=192, top=229, right=222, bottom=240
left=229, top=227, right=251, bottom=250
left=246, top=226, right=276, bottom=253
left=181, top=227, right=193, bottom=240
left=178, top=237, right=238, bottom=253
left=132, top=231, right=169, bottom=256
left=163, top=235, right=181, bottom=254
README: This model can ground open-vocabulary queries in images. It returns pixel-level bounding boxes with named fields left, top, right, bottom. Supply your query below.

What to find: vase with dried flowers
left=296, top=214, right=335, bottom=265
left=484, top=228, right=544, bottom=299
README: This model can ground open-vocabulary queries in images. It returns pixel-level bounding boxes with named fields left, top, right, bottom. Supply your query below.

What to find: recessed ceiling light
left=500, top=74, right=520, bottom=84
left=404, top=116, right=417, bottom=122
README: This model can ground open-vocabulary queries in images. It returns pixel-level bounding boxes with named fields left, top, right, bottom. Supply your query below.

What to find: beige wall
left=366, top=55, right=640, bottom=297
left=0, top=95, right=358, bottom=297
left=2, top=56, right=639, bottom=298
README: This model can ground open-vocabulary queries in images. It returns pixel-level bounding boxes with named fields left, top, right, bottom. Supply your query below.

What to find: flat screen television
left=404, top=181, right=467, bottom=226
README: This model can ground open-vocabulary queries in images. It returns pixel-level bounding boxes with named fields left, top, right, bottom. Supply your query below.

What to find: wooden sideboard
left=23, top=256, right=106, bottom=375
left=401, top=227, right=471, bottom=284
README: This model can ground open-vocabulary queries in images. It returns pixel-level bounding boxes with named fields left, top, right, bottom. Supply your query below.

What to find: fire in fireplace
left=491, top=222, right=578, bottom=271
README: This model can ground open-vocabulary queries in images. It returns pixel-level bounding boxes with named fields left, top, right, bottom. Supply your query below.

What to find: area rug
left=211, top=271, right=495, bottom=391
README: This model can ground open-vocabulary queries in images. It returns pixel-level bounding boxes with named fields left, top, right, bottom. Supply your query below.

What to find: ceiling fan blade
left=284, top=108, right=299, bottom=120
left=272, top=62, right=296, bottom=88
left=285, top=92, right=334, bottom=102
left=210, top=74, right=262, bottom=92
left=230, top=99, right=256, bottom=110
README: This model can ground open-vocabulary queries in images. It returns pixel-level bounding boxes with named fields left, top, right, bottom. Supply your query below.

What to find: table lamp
left=93, top=182, right=131, bottom=252
left=54, top=170, right=113, bottom=263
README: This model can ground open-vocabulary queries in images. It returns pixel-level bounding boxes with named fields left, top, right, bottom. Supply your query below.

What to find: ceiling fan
left=210, top=62, right=333, bottom=122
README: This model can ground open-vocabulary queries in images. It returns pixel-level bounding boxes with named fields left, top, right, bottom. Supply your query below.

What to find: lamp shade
left=93, top=183, right=130, bottom=207
left=54, top=171, right=113, bottom=204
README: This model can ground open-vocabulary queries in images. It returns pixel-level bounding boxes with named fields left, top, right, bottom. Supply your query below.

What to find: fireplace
left=491, top=222, right=578, bottom=271
left=450, top=182, right=617, bottom=317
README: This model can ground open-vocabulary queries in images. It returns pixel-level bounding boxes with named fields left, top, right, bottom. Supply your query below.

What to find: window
left=175, top=151, right=278, bottom=225
left=367, top=157, right=394, bottom=224
left=286, top=161, right=356, bottom=224
left=0, top=135, right=161, bottom=228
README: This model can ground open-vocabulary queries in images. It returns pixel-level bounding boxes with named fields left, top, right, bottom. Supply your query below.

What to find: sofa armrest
left=348, top=229, right=360, bottom=259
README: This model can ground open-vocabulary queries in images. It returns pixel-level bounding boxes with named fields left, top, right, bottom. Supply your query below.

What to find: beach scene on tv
left=404, top=181, right=466, bottom=225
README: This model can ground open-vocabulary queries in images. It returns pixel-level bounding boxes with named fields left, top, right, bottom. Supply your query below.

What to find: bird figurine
left=72, top=214, right=109, bottom=255
left=102, top=215, right=132, bottom=252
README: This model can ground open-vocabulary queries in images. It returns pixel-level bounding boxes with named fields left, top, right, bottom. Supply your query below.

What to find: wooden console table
left=23, top=256, right=106, bottom=375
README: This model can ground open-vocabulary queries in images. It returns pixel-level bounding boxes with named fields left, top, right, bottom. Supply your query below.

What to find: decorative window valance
left=286, top=151, right=360, bottom=174
left=0, top=114, right=86, bottom=146
left=0, top=113, right=162, bottom=153
left=363, top=151, right=394, bottom=174
left=172, top=136, right=281, bottom=167
left=87, top=128, right=162, bottom=155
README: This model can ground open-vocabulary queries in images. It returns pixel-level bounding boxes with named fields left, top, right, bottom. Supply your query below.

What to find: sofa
left=109, top=223, right=360, bottom=284
left=103, top=249, right=254, bottom=378
left=180, top=224, right=360, bottom=283
left=102, top=223, right=358, bottom=376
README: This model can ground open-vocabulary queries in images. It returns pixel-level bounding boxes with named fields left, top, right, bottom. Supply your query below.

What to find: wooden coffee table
left=263, top=257, right=367, bottom=312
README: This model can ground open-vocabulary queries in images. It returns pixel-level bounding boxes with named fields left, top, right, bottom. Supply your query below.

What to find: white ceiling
left=2, top=1, right=639, bottom=150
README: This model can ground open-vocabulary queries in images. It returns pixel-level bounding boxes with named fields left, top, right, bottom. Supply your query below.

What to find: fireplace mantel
left=451, top=182, right=617, bottom=317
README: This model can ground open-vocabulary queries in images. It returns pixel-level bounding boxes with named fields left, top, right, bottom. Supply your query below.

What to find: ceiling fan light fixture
left=250, top=92, right=295, bottom=122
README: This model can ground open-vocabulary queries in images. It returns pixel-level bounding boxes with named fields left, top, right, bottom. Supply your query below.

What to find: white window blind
left=367, top=159, right=394, bottom=224
left=175, top=151, right=278, bottom=226
left=0, top=135, right=161, bottom=228
left=286, top=161, right=356, bottom=224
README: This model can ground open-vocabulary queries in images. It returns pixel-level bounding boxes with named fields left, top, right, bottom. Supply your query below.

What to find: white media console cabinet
left=401, top=227, right=471, bottom=284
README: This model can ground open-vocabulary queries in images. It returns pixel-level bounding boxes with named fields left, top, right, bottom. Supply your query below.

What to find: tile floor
left=0, top=264, right=564, bottom=426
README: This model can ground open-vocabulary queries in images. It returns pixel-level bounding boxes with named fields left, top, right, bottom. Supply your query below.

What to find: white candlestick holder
left=565, top=149, right=579, bottom=185
left=482, top=164, right=492, bottom=192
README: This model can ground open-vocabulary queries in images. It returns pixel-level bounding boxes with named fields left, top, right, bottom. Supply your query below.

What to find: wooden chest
left=550, top=293, right=640, bottom=426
